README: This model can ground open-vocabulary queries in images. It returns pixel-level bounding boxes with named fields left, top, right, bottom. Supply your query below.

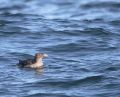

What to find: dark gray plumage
left=18, top=59, right=35, bottom=68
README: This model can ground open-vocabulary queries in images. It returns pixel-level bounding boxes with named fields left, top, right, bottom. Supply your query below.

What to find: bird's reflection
left=35, top=67, right=44, bottom=74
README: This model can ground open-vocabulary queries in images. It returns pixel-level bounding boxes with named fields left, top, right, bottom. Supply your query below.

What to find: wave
left=110, top=20, right=120, bottom=26
left=81, top=1, right=120, bottom=9
left=24, top=92, right=69, bottom=97
left=27, top=75, right=104, bottom=88
left=43, top=42, right=117, bottom=53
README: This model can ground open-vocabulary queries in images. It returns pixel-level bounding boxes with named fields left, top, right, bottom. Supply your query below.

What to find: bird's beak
left=43, top=54, right=48, bottom=57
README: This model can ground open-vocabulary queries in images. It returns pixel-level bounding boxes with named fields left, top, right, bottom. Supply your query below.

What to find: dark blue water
left=0, top=0, right=120, bottom=97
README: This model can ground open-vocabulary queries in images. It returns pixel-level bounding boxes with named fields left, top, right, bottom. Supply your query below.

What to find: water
left=0, top=0, right=120, bottom=97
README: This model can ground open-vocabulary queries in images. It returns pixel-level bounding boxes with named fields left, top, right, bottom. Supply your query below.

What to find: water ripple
left=0, top=0, right=120, bottom=97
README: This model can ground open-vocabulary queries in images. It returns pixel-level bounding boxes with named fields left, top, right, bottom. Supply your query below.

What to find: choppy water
left=0, top=0, right=120, bottom=97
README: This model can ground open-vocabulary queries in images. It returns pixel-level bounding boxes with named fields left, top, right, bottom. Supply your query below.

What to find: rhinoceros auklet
left=18, top=53, right=48, bottom=69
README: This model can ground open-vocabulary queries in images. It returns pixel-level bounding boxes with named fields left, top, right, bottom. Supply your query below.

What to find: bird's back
left=18, top=59, right=35, bottom=68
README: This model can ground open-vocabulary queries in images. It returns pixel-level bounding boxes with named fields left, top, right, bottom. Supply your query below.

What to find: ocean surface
left=0, top=0, right=120, bottom=97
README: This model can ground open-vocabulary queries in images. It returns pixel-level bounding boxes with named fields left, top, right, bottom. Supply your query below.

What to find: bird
left=17, top=53, right=48, bottom=69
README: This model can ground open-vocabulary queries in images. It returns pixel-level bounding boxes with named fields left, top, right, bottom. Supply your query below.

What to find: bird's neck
left=35, top=58, right=43, bottom=64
